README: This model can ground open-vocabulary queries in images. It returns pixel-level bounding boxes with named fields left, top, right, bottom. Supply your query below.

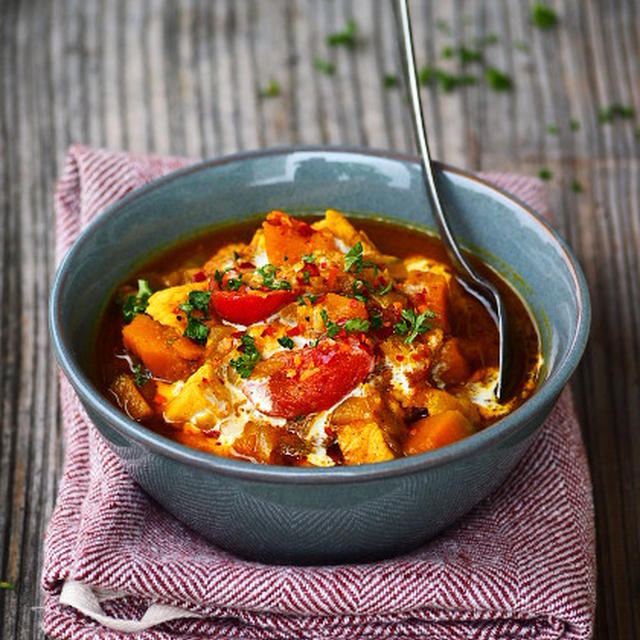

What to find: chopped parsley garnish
left=226, top=274, right=244, bottom=291
left=297, top=293, right=319, bottom=306
left=437, top=70, right=477, bottom=93
left=179, top=290, right=211, bottom=316
left=343, top=317, right=370, bottom=334
left=326, top=19, right=357, bottom=47
left=179, top=289, right=211, bottom=344
left=132, top=363, right=151, bottom=387
left=344, top=241, right=378, bottom=274
left=122, top=279, right=153, bottom=323
left=259, top=78, right=280, bottom=98
left=213, top=269, right=226, bottom=288
left=302, top=253, right=316, bottom=264
left=277, top=336, right=295, bottom=349
left=538, top=167, right=553, bottom=181
left=418, top=65, right=436, bottom=86
left=370, top=312, right=383, bottom=330
left=598, top=104, right=635, bottom=123
left=571, top=179, right=584, bottom=193
left=531, top=3, right=558, bottom=29
left=230, top=334, right=262, bottom=378
left=417, top=66, right=477, bottom=92
left=383, top=73, right=399, bottom=88
left=485, top=67, right=512, bottom=91
left=184, top=317, right=209, bottom=344
left=313, top=57, right=336, bottom=75
left=320, top=309, right=341, bottom=339
left=0, top=581, right=16, bottom=591
left=352, top=277, right=391, bottom=300
left=394, top=308, right=436, bottom=344
left=302, top=270, right=311, bottom=284
left=257, top=263, right=292, bottom=290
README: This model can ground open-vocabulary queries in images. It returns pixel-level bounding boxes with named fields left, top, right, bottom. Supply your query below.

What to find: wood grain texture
left=0, top=1, right=637, bottom=637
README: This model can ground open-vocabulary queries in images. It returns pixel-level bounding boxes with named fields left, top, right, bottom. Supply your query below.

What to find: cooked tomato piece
left=210, top=289, right=296, bottom=325
left=242, top=338, right=375, bottom=418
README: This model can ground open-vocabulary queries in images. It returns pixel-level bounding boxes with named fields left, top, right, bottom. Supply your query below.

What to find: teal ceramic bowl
left=50, top=147, right=590, bottom=564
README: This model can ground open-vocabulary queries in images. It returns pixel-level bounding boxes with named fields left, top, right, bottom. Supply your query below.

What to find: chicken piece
left=163, top=362, right=232, bottom=430
left=336, top=420, right=395, bottom=465
left=146, top=282, right=208, bottom=332
left=109, top=374, right=153, bottom=421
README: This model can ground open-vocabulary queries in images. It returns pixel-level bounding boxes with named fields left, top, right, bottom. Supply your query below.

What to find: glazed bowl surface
left=49, top=147, right=590, bottom=564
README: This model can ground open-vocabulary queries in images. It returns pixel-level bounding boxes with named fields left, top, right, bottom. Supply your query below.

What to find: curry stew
left=97, top=210, right=540, bottom=466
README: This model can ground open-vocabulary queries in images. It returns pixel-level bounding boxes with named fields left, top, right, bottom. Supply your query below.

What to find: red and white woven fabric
left=43, top=145, right=596, bottom=640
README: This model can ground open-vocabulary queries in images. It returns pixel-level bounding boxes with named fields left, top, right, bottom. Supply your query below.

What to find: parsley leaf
left=214, top=269, right=225, bottom=288
left=538, top=167, right=553, bottom=181
left=122, top=279, right=153, bottom=323
left=598, top=104, right=635, bottom=123
left=343, top=318, right=370, bottom=334
left=394, top=308, right=436, bottom=344
left=230, top=334, right=262, bottom=378
left=320, top=309, right=340, bottom=339
left=370, top=312, right=383, bottom=330
left=132, top=364, right=151, bottom=387
left=313, top=57, right=336, bottom=75
left=297, top=294, right=319, bottom=306
left=257, top=264, right=291, bottom=290
left=302, top=253, right=316, bottom=264
left=277, top=336, right=295, bottom=349
left=259, top=78, right=280, bottom=98
left=383, top=73, right=399, bottom=88
left=184, top=317, right=209, bottom=344
left=344, top=241, right=378, bottom=274
left=571, top=179, right=584, bottom=193
left=531, top=2, right=558, bottom=29
left=326, top=19, right=357, bottom=47
left=179, top=290, right=211, bottom=317
left=485, top=67, right=512, bottom=91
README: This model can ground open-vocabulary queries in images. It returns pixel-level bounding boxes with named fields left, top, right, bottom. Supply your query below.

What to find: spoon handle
left=394, top=0, right=512, bottom=402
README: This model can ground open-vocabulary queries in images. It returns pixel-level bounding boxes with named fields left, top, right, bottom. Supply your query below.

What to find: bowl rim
left=49, top=145, right=591, bottom=484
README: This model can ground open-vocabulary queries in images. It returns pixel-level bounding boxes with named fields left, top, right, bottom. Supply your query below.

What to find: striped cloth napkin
left=43, top=145, right=595, bottom=640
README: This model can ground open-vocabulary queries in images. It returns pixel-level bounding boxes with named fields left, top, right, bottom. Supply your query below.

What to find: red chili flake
left=240, top=261, right=255, bottom=269
left=192, top=270, right=206, bottom=282
left=286, top=326, right=301, bottom=337
left=411, top=353, right=421, bottom=361
left=395, top=354, right=405, bottom=362
left=154, top=394, right=167, bottom=404
left=231, top=331, right=245, bottom=339
left=320, top=261, right=327, bottom=269
left=262, top=325, right=276, bottom=337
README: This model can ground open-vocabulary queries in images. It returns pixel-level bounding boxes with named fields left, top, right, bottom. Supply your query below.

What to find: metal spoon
left=394, top=0, right=512, bottom=402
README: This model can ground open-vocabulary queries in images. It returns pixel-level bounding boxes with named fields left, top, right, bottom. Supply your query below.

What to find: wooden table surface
left=1, top=1, right=638, bottom=637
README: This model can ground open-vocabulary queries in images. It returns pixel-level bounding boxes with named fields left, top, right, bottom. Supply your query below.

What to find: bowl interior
left=52, top=148, right=588, bottom=471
